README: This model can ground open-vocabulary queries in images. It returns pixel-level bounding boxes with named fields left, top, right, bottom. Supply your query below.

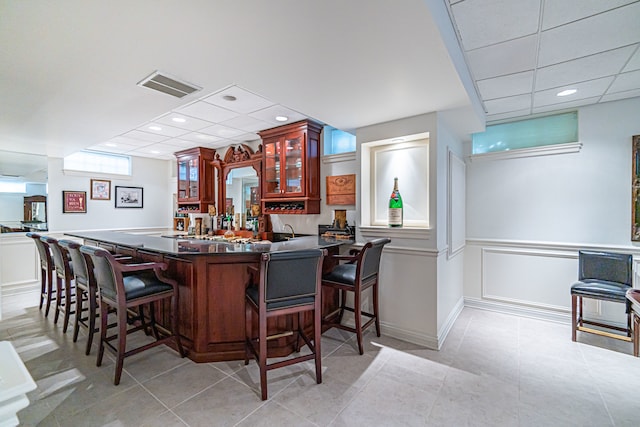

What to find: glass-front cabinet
left=259, top=120, right=322, bottom=214
left=174, top=147, right=217, bottom=213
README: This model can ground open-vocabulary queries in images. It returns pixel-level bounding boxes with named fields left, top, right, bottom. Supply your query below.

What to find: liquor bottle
left=388, top=177, right=403, bottom=227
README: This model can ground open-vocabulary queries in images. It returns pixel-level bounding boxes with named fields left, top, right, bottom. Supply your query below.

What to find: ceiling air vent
left=137, top=71, right=201, bottom=98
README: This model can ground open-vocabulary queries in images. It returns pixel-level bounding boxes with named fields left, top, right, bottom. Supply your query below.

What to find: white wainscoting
left=464, top=239, right=640, bottom=326
left=0, top=234, right=40, bottom=320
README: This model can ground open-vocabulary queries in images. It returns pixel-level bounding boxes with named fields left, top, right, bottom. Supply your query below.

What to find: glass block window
left=472, top=112, right=578, bottom=154
left=324, top=127, right=356, bottom=155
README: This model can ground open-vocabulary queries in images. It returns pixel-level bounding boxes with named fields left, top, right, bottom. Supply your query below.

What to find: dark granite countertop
left=65, top=230, right=353, bottom=256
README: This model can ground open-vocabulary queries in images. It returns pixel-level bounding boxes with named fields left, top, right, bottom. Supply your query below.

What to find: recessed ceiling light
left=223, top=95, right=237, bottom=101
left=105, top=143, right=117, bottom=147
left=150, top=150, right=161, bottom=154
left=148, top=125, right=162, bottom=131
left=172, top=117, right=186, bottom=123
left=275, top=116, right=288, bottom=122
left=557, top=89, right=577, bottom=97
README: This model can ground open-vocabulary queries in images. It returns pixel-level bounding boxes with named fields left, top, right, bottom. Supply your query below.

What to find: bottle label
left=389, top=208, right=403, bottom=226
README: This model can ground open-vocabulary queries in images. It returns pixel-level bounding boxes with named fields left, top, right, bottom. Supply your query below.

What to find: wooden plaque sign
left=326, top=174, right=356, bottom=205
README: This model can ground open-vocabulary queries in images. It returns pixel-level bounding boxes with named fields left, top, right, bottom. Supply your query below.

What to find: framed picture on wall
left=90, top=179, right=111, bottom=200
left=115, top=186, right=143, bottom=208
left=62, top=191, right=87, bottom=213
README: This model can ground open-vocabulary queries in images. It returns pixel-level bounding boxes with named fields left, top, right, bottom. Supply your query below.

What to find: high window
left=64, top=151, right=131, bottom=175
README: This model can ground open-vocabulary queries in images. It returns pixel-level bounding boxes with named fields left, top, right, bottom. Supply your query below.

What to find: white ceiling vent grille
left=137, top=71, right=201, bottom=98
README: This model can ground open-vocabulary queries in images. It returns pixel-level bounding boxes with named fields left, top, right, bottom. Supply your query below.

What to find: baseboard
left=464, top=297, right=570, bottom=324
left=380, top=322, right=439, bottom=350
left=437, top=297, right=464, bottom=346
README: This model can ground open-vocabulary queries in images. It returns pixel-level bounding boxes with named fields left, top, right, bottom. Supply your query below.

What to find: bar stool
left=58, top=239, right=99, bottom=355
left=321, top=238, right=390, bottom=355
left=80, top=245, right=185, bottom=385
left=42, top=236, right=75, bottom=333
left=244, top=249, right=325, bottom=400
left=26, top=232, right=56, bottom=316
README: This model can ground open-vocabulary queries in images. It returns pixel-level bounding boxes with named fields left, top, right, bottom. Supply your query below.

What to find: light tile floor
left=2, top=306, right=639, bottom=426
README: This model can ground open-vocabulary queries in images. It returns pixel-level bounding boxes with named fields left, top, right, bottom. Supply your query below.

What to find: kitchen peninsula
left=66, top=230, right=350, bottom=362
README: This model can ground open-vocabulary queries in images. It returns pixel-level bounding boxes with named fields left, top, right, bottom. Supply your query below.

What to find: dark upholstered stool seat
left=323, top=264, right=357, bottom=286
left=571, top=250, right=632, bottom=342
left=97, top=271, right=174, bottom=301
left=245, top=286, right=314, bottom=310
left=571, top=280, right=631, bottom=302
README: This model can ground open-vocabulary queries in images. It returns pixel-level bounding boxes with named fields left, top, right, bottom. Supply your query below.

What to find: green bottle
left=388, top=177, right=403, bottom=227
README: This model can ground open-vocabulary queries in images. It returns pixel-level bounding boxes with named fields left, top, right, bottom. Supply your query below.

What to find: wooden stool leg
left=634, top=314, right=639, bottom=357
left=44, top=269, right=54, bottom=317
left=62, top=280, right=72, bottom=333
left=354, top=288, right=363, bottom=355
left=373, top=281, right=381, bottom=337
left=53, top=277, right=62, bottom=324
left=39, top=267, right=46, bottom=310
left=571, top=294, right=578, bottom=341
left=314, top=305, right=322, bottom=384
left=86, top=288, right=97, bottom=355
left=114, top=306, right=128, bottom=385
left=73, top=288, right=84, bottom=342
left=259, top=311, right=268, bottom=400
left=97, top=299, right=108, bottom=367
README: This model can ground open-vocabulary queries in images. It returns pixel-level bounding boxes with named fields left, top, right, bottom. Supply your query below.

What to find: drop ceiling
left=447, top=0, right=640, bottom=122
left=0, top=1, right=638, bottom=163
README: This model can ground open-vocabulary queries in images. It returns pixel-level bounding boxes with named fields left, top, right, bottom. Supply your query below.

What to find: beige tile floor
left=3, top=305, right=639, bottom=426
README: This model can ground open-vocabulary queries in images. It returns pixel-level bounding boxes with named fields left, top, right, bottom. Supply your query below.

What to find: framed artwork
left=115, top=186, right=143, bottom=208
left=90, top=179, right=111, bottom=200
left=62, top=191, right=87, bottom=213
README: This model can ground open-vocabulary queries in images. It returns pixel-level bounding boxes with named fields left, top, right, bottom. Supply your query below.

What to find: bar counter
left=66, top=230, right=351, bottom=362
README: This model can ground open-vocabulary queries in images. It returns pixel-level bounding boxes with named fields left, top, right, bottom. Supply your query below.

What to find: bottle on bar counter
left=388, top=177, right=403, bottom=227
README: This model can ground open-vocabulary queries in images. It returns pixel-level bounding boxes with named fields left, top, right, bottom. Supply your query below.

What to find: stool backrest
left=358, top=238, right=391, bottom=282
left=261, top=249, right=325, bottom=305
left=58, top=240, right=90, bottom=287
left=79, top=245, right=118, bottom=300
left=42, top=236, right=72, bottom=279
left=26, top=232, right=51, bottom=269
left=578, top=250, right=632, bottom=286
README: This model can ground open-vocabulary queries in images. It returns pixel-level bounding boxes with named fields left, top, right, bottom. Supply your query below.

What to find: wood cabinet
left=175, top=147, right=217, bottom=213
left=259, top=119, right=322, bottom=214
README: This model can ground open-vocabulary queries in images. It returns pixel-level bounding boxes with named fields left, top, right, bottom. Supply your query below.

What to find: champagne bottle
left=388, top=177, right=403, bottom=227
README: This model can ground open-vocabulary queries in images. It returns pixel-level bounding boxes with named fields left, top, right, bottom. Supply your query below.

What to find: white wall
left=464, top=97, right=640, bottom=324
left=47, top=156, right=174, bottom=232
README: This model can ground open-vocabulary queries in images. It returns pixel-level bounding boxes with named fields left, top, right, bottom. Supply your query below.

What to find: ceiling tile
left=175, top=101, right=239, bottom=123
left=607, top=69, right=640, bottom=93
left=248, top=105, right=309, bottom=125
left=466, top=35, right=537, bottom=80
left=532, top=96, right=601, bottom=114
left=477, top=71, right=533, bottom=100
left=486, top=108, right=533, bottom=123
left=533, top=76, right=614, bottom=107
left=86, top=142, right=140, bottom=154
left=178, top=132, right=222, bottom=144
left=121, top=130, right=169, bottom=143
left=542, top=0, right=637, bottom=30
left=484, top=94, right=531, bottom=115
left=535, top=46, right=636, bottom=90
left=219, top=115, right=273, bottom=133
left=601, top=88, right=640, bottom=102
left=622, top=45, right=640, bottom=72
left=138, top=122, right=189, bottom=138
left=154, top=113, right=213, bottom=131
left=538, top=2, right=640, bottom=67
left=105, top=135, right=161, bottom=147
left=451, top=0, right=540, bottom=50
left=199, top=124, right=246, bottom=139
left=202, top=86, right=275, bottom=114
left=129, top=143, right=179, bottom=158
left=229, top=132, right=260, bottom=143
